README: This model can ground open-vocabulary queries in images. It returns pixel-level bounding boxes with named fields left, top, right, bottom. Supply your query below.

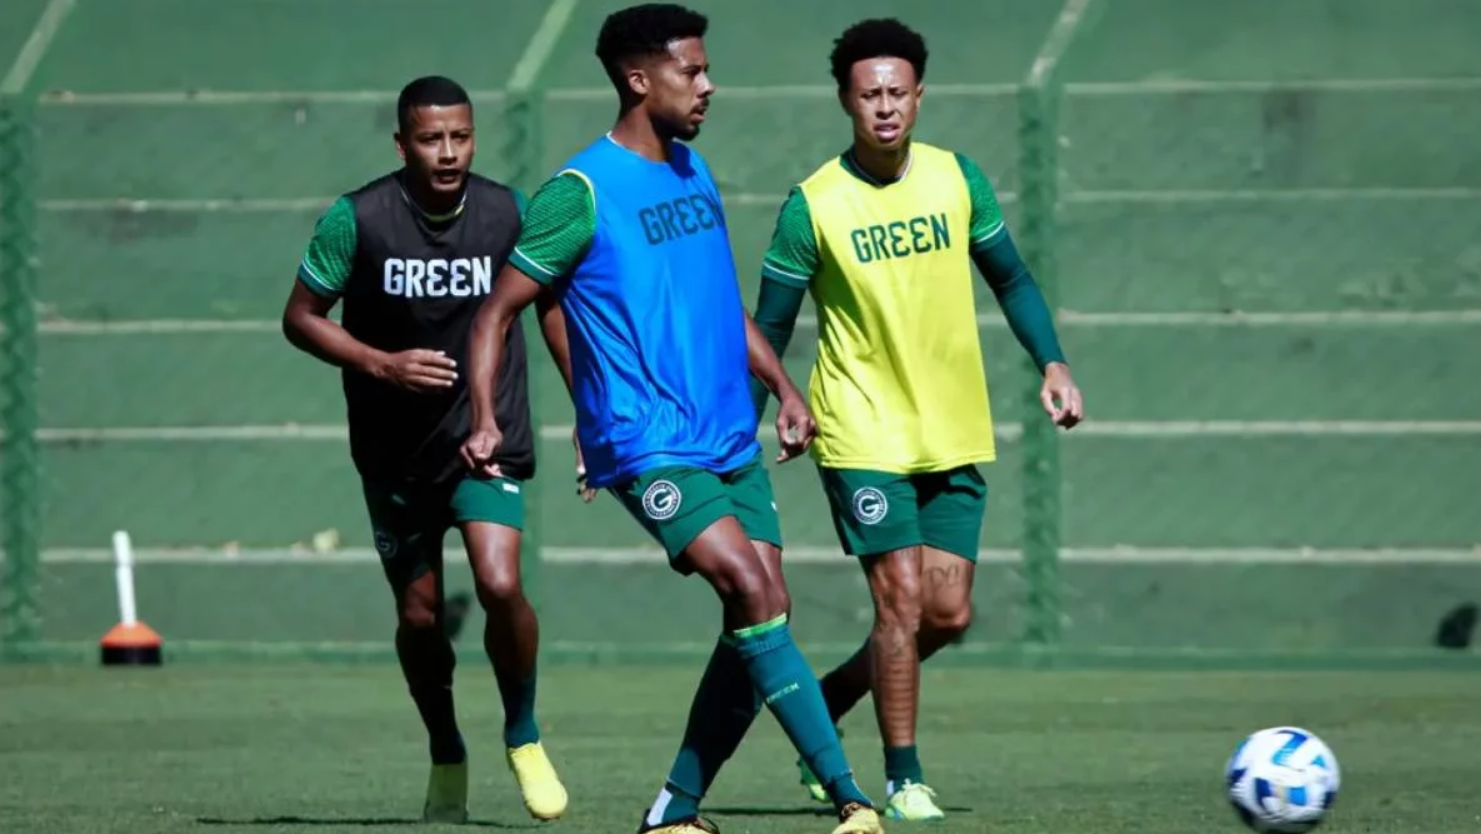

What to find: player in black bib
left=281, top=76, right=569, bottom=824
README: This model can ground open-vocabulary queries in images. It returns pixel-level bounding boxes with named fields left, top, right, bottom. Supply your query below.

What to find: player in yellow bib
left=751, top=18, right=1085, bottom=823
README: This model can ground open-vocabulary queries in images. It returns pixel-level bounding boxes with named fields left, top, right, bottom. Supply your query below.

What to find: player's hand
left=1040, top=362, right=1084, bottom=429
left=460, top=422, right=504, bottom=478
left=572, top=427, right=596, bottom=503
left=774, top=391, right=817, bottom=463
left=376, top=349, right=459, bottom=393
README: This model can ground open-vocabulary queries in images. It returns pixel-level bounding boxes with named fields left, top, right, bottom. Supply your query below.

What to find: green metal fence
left=2, top=0, right=1479, bottom=668
left=1, top=78, right=41, bottom=656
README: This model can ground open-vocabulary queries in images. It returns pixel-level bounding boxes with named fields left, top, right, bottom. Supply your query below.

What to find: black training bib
left=338, top=171, right=534, bottom=486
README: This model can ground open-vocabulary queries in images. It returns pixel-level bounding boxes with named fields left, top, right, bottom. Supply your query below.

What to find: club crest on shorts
left=642, top=479, right=683, bottom=520
left=373, top=529, right=398, bottom=561
left=852, top=487, right=888, bottom=525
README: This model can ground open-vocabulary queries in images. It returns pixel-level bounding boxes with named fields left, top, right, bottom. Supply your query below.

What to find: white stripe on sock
left=647, top=789, right=674, bottom=827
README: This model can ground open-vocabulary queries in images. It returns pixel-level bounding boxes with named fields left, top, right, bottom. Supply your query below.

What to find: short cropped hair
left=397, top=76, right=472, bottom=132
left=829, top=18, right=929, bottom=91
left=596, top=3, right=709, bottom=92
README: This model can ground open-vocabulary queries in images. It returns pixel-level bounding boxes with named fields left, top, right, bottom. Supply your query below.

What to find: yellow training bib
left=799, top=143, right=996, bottom=473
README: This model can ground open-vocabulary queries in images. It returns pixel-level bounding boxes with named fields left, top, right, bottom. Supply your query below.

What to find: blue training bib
left=555, top=136, right=761, bottom=488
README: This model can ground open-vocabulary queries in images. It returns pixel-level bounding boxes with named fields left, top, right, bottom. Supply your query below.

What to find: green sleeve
left=759, top=187, right=820, bottom=288
left=973, top=232, right=1066, bottom=371
left=955, top=153, right=1007, bottom=251
left=297, top=196, right=357, bottom=297
left=955, top=148, right=1065, bottom=370
left=509, top=172, right=595, bottom=285
left=749, top=279, right=808, bottom=418
left=512, top=186, right=529, bottom=216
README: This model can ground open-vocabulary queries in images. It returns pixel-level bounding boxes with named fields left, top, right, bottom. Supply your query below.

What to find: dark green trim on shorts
left=817, top=464, right=988, bottom=562
left=610, top=454, right=782, bottom=568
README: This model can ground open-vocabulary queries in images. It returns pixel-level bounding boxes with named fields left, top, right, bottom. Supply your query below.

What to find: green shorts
left=611, top=454, right=782, bottom=569
left=818, top=464, right=988, bottom=562
left=363, top=474, right=525, bottom=590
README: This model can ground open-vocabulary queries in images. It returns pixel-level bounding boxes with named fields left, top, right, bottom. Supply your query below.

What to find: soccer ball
left=1225, top=726, right=1340, bottom=833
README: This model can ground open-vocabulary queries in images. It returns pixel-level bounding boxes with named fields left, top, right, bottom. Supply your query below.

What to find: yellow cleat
left=832, top=802, right=885, bottom=834
left=421, top=761, right=469, bottom=824
left=798, top=757, right=830, bottom=804
left=506, top=742, right=568, bottom=821
left=883, top=782, right=945, bottom=822
left=636, top=815, right=721, bottom=834
left=798, top=725, right=844, bottom=805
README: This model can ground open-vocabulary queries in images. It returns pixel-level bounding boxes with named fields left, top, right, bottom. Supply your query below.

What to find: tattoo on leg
left=872, top=622, right=919, bottom=747
left=923, top=564, right=963, bottom=591
left=887, top=627, right=910, bottom=658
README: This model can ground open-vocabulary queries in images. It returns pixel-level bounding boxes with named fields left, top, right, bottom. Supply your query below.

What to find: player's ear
left=393, top=131, right=408, bottom=162
left=626, top=66, right=651, bottom=98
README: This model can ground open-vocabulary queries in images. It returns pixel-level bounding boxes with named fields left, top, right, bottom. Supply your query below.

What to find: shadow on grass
left=704, top=802, right=975, bottom=819
left=196, top=815, right=538, bottom=829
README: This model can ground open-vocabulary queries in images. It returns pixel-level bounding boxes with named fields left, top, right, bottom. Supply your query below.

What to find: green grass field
left=3, top=665, right=1478, bottom=833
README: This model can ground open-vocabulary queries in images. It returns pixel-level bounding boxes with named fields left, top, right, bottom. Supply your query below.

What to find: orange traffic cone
left=100, top=531, right=162, bottom=666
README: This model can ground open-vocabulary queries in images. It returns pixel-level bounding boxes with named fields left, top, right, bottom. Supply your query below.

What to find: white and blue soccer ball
left=1225, top=726, right=1341, bottom=833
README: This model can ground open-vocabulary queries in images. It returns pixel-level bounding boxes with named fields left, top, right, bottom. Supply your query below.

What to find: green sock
left=731, top=614, right=872, bottom=813
left=884, top=745, right=924, bottom=794
left=397, top=625, right=465, bottom=765
left=497, top=668, right=540, bottom=748
left=653, top=635, right=762, bottom=824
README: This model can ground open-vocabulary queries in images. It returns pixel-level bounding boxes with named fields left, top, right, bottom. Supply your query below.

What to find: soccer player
left=281, top=75, right=568, bottom=824
left=461, top=6, right=884, bottom=834
left=750, top=18, right=1085, bottom=822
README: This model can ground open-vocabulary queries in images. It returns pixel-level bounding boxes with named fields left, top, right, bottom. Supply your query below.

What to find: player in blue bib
left=461, top=6, right=883, bottom=834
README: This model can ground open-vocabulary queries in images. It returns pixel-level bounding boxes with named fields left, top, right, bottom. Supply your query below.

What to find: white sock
left=646, top=788, right=674, bottom=826
left=886, top=779, right=898, bottom=797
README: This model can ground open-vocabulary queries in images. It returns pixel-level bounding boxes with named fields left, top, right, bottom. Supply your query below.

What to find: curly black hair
left=829, top=18, right=929, bottom=91
left=596, top=3, right=709, bottom=92
left=396, top=76, right=471, bottom=133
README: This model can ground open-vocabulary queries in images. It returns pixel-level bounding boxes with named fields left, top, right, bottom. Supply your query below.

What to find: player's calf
left=682, top=520, right=874, bottom=816
left=461, top=520, right=566, bottom=819
left=862, top=549, right=933, bottom=806
left=462, top=520, right=542, bottom=741
left=394, top=573, right=467, bottom=768
left=641, top=528, right=790, bottom=830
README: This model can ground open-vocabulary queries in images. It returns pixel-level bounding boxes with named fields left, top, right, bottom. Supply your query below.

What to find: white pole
left=111, top=530, right=137, bottom=626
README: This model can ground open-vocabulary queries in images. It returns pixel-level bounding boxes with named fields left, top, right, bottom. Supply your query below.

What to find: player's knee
left=711, top=557, right=785, bottom=621
left=923, top=599, right=973, bottom=641
left=744, top=576, right=790, bottom=622
left=772, top=584, right=792, bottom=620
left=870, top=564, right=924, bottom=632
left=719, top=561, right=769, bottom=607
left=752, top=543, right=790, bottom=617
left=397, top=577, right=441, bottom=630
left=474, top=567, right=523, bottom=608
left=399, top=599, right=440, bottom=631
